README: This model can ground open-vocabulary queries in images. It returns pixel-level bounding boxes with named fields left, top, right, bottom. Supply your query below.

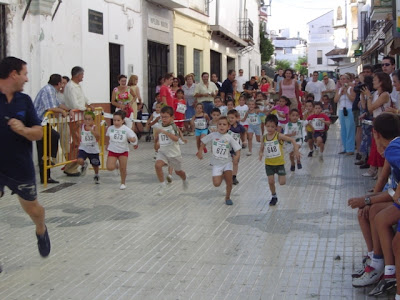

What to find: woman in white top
left=362, top=72, right=392, bottom=177
left=334, top=74, right=356, bottom=155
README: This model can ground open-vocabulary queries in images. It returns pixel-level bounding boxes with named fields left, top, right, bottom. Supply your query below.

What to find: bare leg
left=118, top=156, right=128, bottom=185
left=248, top=132, right=254, bottom=153
left=268, top=175, right=276, bottom=195
left=223, top=170, right=233, bottom=200
left=106, top=156, right=118, bottom=171
left=19, top=197, right=46, bottom=235
left=155, top=160, right=166, bottom=182
left=175, top=169, right=186, bottom=181
left=358, top=208, right=373, bottom=252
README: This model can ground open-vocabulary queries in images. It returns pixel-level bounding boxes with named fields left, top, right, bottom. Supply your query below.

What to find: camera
left=353, top=83, right=367, bottom=94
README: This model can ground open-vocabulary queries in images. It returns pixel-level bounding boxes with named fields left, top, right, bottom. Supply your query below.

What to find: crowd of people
left=3, top=53, right=400, bottom=299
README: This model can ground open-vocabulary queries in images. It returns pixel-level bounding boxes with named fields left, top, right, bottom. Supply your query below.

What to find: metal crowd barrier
left=42, top=107, right=106, bottom=187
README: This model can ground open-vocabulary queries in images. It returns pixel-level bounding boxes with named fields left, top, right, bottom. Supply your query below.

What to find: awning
left=361, top=41, right=380, bottom=59
left=209, top=25, right=248, bottom=48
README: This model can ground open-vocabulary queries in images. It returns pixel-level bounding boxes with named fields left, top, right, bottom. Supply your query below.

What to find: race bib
left=248, top=114, right=260, bottom=125
left=277, top=111, right=286, bottom=121
left=110, top=129, right=127, bottom=143
left=264, top=140, right=281, bottom=158
left=312, top=118, right=325, bottom=131
left=159, top=132, right=172, bottom=145
left=176, top=103, right=187, bottom=114
left=212, top=140, right=229, bottom=159
left=81, top=130, right=95, bottom=146
left=194, top=118, right=207, bottom=129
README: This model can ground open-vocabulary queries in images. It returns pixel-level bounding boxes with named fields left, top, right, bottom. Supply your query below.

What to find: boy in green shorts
left=259, top=114, right=300, bottom=206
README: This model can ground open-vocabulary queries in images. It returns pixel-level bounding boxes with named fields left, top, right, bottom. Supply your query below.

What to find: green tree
left=295, top=56, right=308, bottom=75
left=260, top=24, right=274, bottom=63
left=275, top=59, right=291, bottom=71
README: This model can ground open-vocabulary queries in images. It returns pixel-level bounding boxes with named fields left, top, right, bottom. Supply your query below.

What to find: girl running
left=191, top=103, right=210, bottom=154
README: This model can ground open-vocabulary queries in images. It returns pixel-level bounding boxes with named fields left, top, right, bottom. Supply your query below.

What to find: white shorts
left=285, top=141, right=303, bottom=153
left=212, top=162, right=233, bottom=177
left=156, top=152, right=183, bottom=171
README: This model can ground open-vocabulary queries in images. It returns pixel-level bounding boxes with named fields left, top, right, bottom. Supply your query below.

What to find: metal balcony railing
left=239, top=18, right=254, bottom=45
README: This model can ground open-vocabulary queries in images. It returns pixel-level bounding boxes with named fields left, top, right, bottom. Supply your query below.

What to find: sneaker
left=246, top=151, right=252, bottom=156
left=94, top=175, right=100, bottom=184
left=188, top=132, right=194, bottom=136
left=368, top=275, right=397, bottom=296
left=308, top=151, right=313, bottom=157
left=290, top=165, right=295, bottom=172
left=182, top=179, right=189, bottom=191
left=158, top=183, right=166, bottom=195
left=225, top=199, right=233, bottom=205
left=119, top=184, right=126, bottom=190
left=178, top=138, right=185, bottom=145
left=36, top=226, right=51, bottom=257
left=352, top=265, right=383, bottom=287
left=166, top=174, right=173, bottom=183
left=362, top=171, right=377, bottom=177
left=269, top=197, right=278, bottom=206
left=355, top=160, right=365, bottom=165
left=297, top=163, right=302, bottom=169
left=232, top=177, right=239, bottom=185
left=80, top=161, right=89, bottom=177
left=352, top=256, right=371, bottom=278
left=356, top=153, right=362, bottom=160
left=319, top=154, right=324, bottom=162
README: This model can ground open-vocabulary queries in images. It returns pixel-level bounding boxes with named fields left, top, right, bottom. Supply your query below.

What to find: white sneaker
left=314, top=148, right=319, bottom=156
left=352, top=266, right=383, bottom=287
left=119, top=184, right=126, bottom=190
left=246, top=151, right=252, bottom=156
left=166, top=174, right=173, bottom=183
left=158, top=183, right=166, bottom=195
left=81, top=161, right=89, bottom=176
left=178, top=138, right=185, bottom=145
left=319, top=153, right=323, bottom=162
left=183, top=179, right=189, bottom=191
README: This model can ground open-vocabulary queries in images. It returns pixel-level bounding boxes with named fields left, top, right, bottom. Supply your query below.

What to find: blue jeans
left=202, top=101, right=214, bottom=117
left=339, top=109, right=355, bottom=153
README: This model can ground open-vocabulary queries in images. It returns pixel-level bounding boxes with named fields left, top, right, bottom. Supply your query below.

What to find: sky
left=267, top=0, right=333, bottom=39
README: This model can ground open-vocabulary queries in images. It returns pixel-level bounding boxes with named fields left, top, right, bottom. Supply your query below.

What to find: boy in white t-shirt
left=284, top=109, right=307, bottom=171
left=154, top=106, right=188, bottom=195
left=235, top=95, right=249, bottom=147
left=197, top=116, right=241, bottom=205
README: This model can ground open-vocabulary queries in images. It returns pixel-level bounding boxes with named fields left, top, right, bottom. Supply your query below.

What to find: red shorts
left=243, top=125, right=249, bottom=129
left=108, top=151, right=129, bottom=158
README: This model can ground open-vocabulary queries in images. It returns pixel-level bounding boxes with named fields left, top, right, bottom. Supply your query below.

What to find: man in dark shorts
left=0, top=57, right=51, bottom=271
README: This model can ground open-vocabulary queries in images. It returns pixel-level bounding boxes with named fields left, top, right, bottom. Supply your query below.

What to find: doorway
left=148, top=41, right=169, bottom=111
left=109, top=43, right=121, bottom=113
left=227, top=56, right=235, bottom=73
left=210, top=50, right=221, bottom=81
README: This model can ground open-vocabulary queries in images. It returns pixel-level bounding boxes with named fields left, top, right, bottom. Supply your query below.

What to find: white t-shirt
left=235, top=104, right=249, bottom=126
left=106, top=125, right=137, bottom=153
left=236, top=75, right=247, bottom=93
left=158, top=124, right=181, bottom=157
left=201, top=132, right=241, bottom=166
left=284, top=120, right=307, bottom=143
left=79, top=125, right=100, bottom=154
left=372, top=91, right=391, bottom=118
left=338, top=87, right=353, bottom=110
left=305, top=80, right=325, bottom=102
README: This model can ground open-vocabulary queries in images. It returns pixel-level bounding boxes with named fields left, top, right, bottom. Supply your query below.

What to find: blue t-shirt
left=221, top=79, right=233, bottom=96
left=0, top=92, right=41, bottom=181
left=384, top=137, right=400, bottom=187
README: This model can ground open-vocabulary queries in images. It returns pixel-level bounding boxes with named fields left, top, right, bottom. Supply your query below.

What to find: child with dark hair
left=259, top=114, right=300, bottom=206
left=174, top=88, right=186, bottom=131
left=284, top=108, right=307, bottom=171
left=268, top=96, right=290, bottom=132
left=307, top=102, right=331, bottom=161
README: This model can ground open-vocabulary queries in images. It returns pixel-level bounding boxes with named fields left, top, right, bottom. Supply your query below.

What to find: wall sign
left=148, top=15, right=170, bottom=33
left=89, top=9, right=103, bottom=35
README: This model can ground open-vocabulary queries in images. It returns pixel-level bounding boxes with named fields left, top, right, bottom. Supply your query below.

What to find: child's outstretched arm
left=177, top=127, right=188, bottom=144
left=241, top=111, right=249, bottom=122
left=279, top=133, right=300, bottom=160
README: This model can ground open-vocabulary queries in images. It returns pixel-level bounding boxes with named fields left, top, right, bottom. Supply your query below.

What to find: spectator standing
left=279, top=69, right=300, bottom=110
left=63, top=66, right=92, bottom=176
left=220, top=70, right=236, bottom=102
left=194, top=72, right=218, bottom=116
left=128, top=75, right=143, bottom=120
left=236, top=69, right=247, bottom=93
left=272, top=69, right=284, bottom=101
left=244, top=76, right=259, bottom=99
left=211, top=73, right=221, bottom=96
left=160, top=73, right=174, bottom=107
left=305, top=71, right=325, bottom=102
left=182, top=74, right=196, bottom=135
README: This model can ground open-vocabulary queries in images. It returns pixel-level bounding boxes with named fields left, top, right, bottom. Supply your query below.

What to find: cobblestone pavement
left=0, top=123, right=395, bottom=299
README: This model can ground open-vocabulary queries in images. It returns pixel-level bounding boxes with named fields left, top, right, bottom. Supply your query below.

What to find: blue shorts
left=248, top=124, right=261, bottom=135
left=313, top=131, right=327, bottom=144
left=0, top=172, right=37, bottom=201
left=78, top=150, right=101, bottom=166
left=195, top=128, right=208, bottom=136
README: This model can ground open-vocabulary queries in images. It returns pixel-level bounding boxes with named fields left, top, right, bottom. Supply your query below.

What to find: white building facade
left=272, top=37, right=307, bottom=68
left=307, top=11, right=336, bottom=74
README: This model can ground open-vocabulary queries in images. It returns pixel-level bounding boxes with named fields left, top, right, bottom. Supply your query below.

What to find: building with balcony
left=208, top=0, right=261, bottom=81
left=307, top=10, right=336, bottom=74
left=271, top=33, right=307, bottom=69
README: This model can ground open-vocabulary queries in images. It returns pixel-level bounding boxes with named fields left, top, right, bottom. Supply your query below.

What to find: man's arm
left=8, top=120, right=42, bottom=141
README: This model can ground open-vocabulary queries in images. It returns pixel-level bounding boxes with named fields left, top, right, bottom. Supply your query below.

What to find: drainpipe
left=216, top=0, right=219, bottom=25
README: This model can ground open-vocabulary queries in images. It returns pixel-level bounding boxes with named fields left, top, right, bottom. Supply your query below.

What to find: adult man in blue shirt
left=34, top=74, right=69, bottom=184
left=0, top=57, right=51, bottom=269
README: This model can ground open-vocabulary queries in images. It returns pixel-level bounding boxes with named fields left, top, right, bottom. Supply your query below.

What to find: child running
left=242, top=99, right=264, bottom=156
left=197, top=116, right=241, bottom=205
left=146, top=102, right=162, bottom=158
left=303, top=100, right=316, bottom=157
left=214, top=96, right=228, bottom=116
left=284, top=109, right=307, bottom=171
left=235, top=95, right=249, bottom=147
left=106, top=110, right=138, bottom=190
left=259, top=114, right=300, bottom=206
left=77, top=111, right=101, bottom=183
left=191, top=103, right=210, bottom=154
left=307, top=102, right=331, bottom=161
left=228, top=109, right=246, bottom=185
left=174, top=88, right=186, bottom=132
left=154, top=106, right=189, bottom=195
left=208, top=107, right=221, bottom=133
left=226, top=98, right=235, bottom=112
left=268, top=96, right=290, bottom=133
